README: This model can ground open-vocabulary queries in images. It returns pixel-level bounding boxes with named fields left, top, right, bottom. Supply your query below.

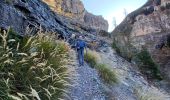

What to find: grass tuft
left=84, top=49, right=118, bottom=84
left=0, top=28, right=72, bottom=99
left=84, top=50, right=98, bottom=67
left=134, top=86, right=170, bottom=100
left=97, top=63, right=118, bottom=84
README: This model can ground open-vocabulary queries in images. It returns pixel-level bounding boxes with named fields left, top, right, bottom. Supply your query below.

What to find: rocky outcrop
left=42, top=0, right=108, bottom=31
left=84, top=12, right=109, bottom=31
left=42, top=0, right=85, bottom=22
left=111, top=0, right=170, bottom=82
left=0, top=0, right=109, bottom=54
left=0, top=0, right=74, bottom=37
left=0, top=0, right=101, bottom=38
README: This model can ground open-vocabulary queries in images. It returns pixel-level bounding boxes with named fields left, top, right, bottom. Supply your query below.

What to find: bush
left=135, top=49, right=162, bottom=80
left=111, top=42, right=121, bottom=54
left=84, top=49, right=118, bottom=84
left=0, top=29, right=71, bottom=100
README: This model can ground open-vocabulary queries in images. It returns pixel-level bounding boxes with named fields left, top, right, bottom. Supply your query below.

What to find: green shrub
left=111, top=42, right=121, bottom=54
left=135, top=49, right=162, bottom=80
left=84, top=49, right=118, bottom=84
left=0, top=29, right=71, bottom=99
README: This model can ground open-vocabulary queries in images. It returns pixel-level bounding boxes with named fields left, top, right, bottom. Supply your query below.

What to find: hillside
left=112, top=0, right=170, bottom=92
left=0, top=0, right=170, bottom=100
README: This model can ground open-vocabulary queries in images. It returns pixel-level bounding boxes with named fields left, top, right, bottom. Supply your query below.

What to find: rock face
left=0, top=0, right=108, bottom=39
left=112, top=0, right=170, bottom=82
left=84, top=12, right=109, bottom=31
left=42, top=0, right=108, bottom=31
left=0, top=0, right=73, bottom=37
left=42, top=0, right=85, bottom=22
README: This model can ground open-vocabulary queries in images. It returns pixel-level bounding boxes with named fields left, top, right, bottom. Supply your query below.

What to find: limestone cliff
left=84, top=11, right=109, bottom=31
left=0, top=0, right=106, bottom=39
left=111, top=0, right=170, bottom=82
left=42, top=0, right=85, bottom=22
left=42, top=0, right=108, bottom=31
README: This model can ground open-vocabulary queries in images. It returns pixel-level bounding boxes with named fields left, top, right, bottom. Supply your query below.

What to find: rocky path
left=67, top=47, right=170, bottom=100
left=68, top=62, right=107, bottom=100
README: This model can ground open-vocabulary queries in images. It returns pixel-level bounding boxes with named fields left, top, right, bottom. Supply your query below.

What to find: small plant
left=84, top=49, right=118, bottom=84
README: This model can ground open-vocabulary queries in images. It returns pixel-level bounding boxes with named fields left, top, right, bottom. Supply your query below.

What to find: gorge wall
left=84, top=11, right=108, bottom=31
left=112, top=0, right=170, bottom=81
left=42, top=0, right=108, bottom=31
left=0, top=0, right=108, bottom=39
left=42, top=0, right=85, bottom=22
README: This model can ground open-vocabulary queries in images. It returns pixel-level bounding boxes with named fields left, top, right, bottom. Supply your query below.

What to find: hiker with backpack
left=76, top=35, right=86, bottom=66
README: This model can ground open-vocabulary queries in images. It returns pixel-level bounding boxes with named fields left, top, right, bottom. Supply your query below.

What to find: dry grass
left=84, top=49, right=101, bottom=67
left=0, top=28, right=74, bottom=100
left=84, top=49, right=118, bottom=84
left=134, top=86, right=170, bottom=100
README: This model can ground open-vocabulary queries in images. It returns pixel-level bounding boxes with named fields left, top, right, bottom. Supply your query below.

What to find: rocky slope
left=0, top=0, right=108, bottom=39
left=1, top=0, right=170, bottom=99
left=42, top=0, right=108, bottom=31
left=0, top=0, right=71, bottom=36
left=111, top=0, right=170, bottom=83
left=67, top=46, right=170, bottom=100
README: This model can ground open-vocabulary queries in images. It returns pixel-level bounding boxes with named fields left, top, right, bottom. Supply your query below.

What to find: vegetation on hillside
left=112, top=39, right=162, bottom=80
left=0, top=28, right=71, bottom=100
left=111, top=42, right=120, bottom=54
left=84, top=49, right=118, bottom=84
left=134, top=49, right=162, bottom=80
left=135, top=86, right=170, bottom=100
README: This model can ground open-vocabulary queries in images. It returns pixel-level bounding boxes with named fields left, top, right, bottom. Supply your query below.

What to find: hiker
left=76, top=36, right=86, bottom=66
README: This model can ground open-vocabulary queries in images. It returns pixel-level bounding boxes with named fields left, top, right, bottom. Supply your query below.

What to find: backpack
left=76, top=40, right=85, bottom=49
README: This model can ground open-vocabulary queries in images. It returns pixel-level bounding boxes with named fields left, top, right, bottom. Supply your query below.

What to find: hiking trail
left=67, top=47, right=170, bottom=100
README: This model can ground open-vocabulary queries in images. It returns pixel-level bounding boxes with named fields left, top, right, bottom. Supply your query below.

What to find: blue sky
left=81, top=0, right=147, bottom=32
